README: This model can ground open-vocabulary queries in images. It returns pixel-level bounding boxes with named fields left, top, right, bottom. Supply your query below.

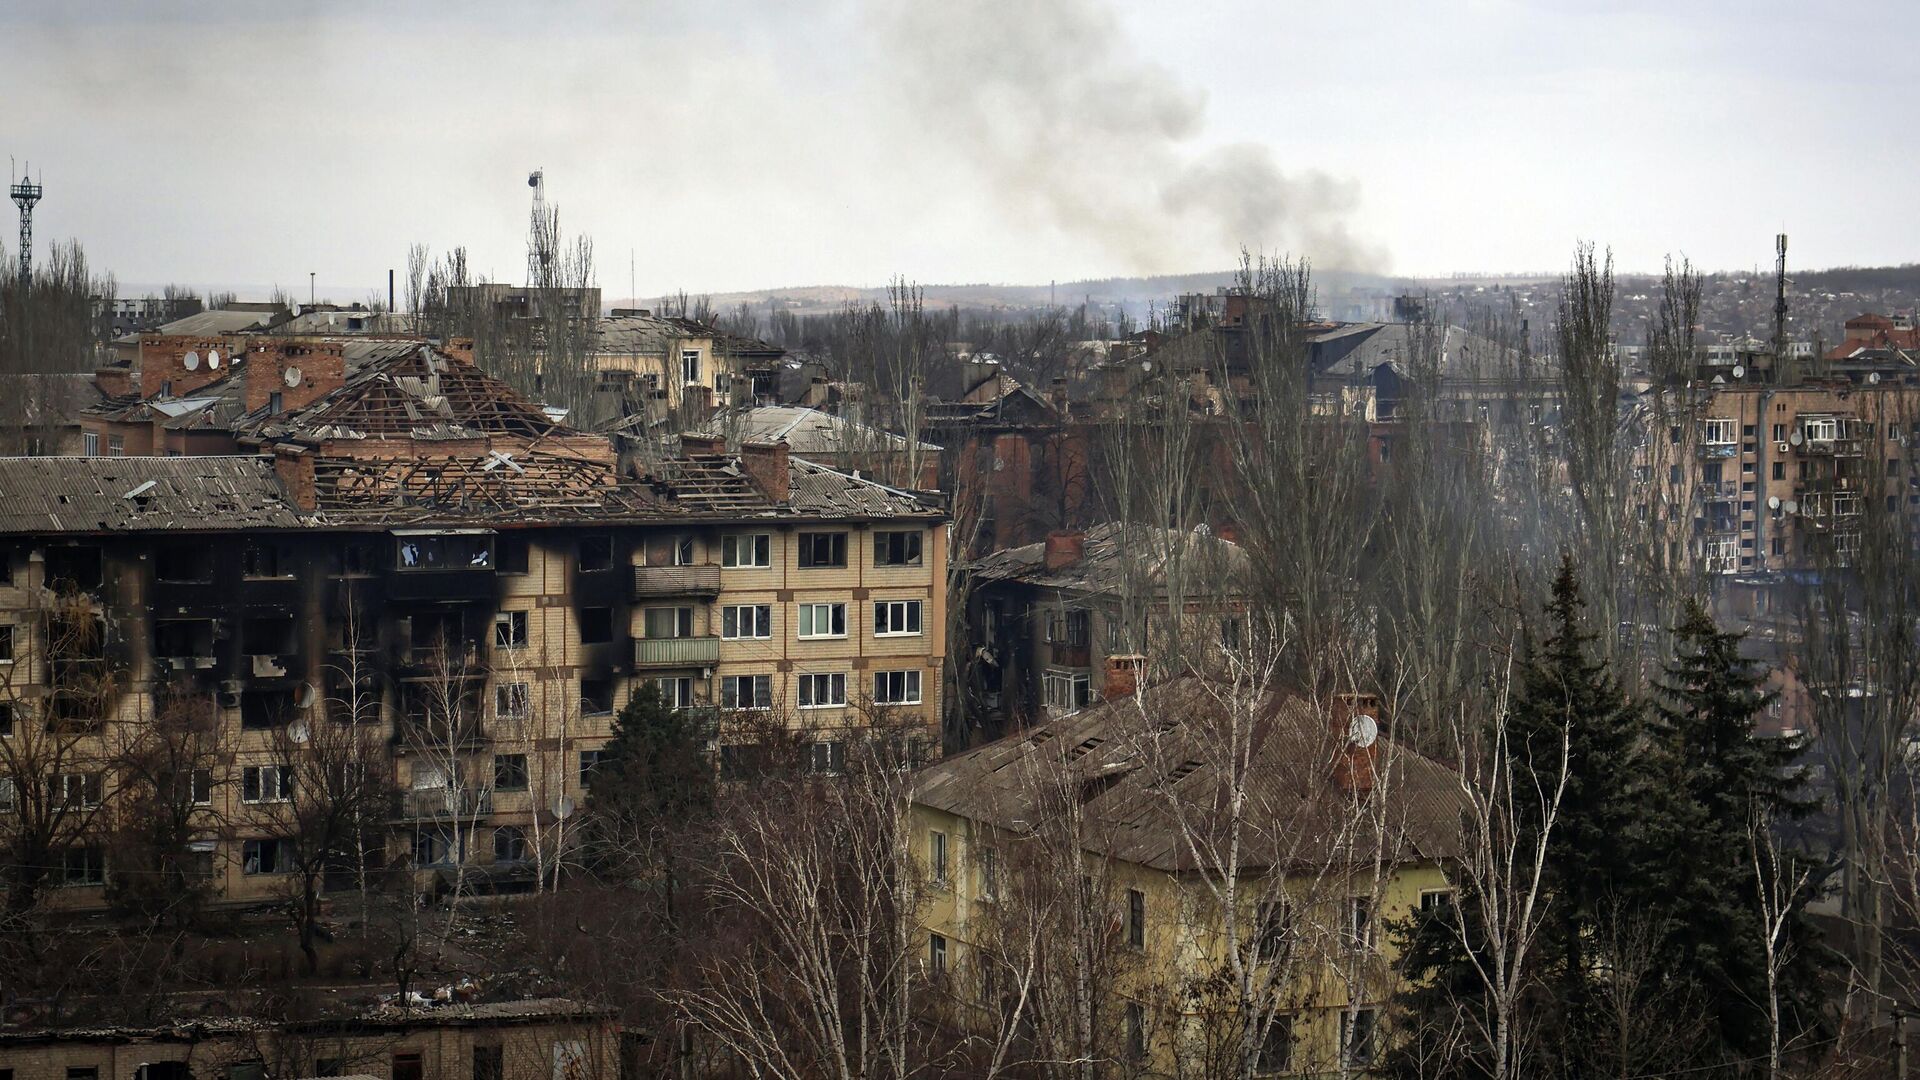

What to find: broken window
left=798, top=602, right=846, bottom=638
left=873, top=600, right=922, bottom=636
left=577, top=535, right=613, bottom=572
left=578, top=749, right=603, bottom=784
left=1043, top=670, right=1091, bottom=711
left=804, top=739, right=846, bottom=775
left=332, top=538, right=377, bottom=576
left=241, top=689, right=296, bottom=730
left=497, top=534, right=530, bottom=574
left=0, top=625, right=12, bottom=663
left=873, top=530, right=923, bottom=566
left=493, top=610, right=528, bottom=649
left=580, top=678, right=614, bottom=716
left=155, top=545, right=213, bottom=582
left=241, top=542, right=285, bottom=579
left=872, top=669, right=922, bottom=705
left=243, top=614, right=297, bottom=656
left=493, top=753, right=529, bottom=791
left=395, top=534, right=492, bottom=571
left=798, top=672, right=845, bottom=708
left=56, top=771, right=103, bottom=809
left=494, top=681, right=529, bottom=719
left=680, top=348, right=701, bottom=384
left=722, top=604, right=771, bottom=639
left=797, top=532, right=847, bottom=568
left=44, top=546, right=102, bottom=592
left=242, top=838, right=284, bottom=875
left=579, top=607, right=614, bottom=644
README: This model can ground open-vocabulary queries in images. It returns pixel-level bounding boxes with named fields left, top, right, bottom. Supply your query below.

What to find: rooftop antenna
left=1774, top=233, right=1793, bottom=383
left=526, top=168, right=550, bottom=289
left=10, top=160, right=43, bottom=288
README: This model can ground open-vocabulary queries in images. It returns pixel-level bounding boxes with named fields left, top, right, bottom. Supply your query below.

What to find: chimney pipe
left=1103, top=654, right=1144, bottom=702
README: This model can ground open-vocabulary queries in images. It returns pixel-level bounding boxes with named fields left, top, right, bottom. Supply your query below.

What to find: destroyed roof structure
left=0, top=456, right=307, bottom=533
left=716, top=404, right=940, bottom=458
left=234, top=341, right=561, bottom=444
left=914, top=676, right=1464, bottom=871
left=969, top=521, right=1247, bottom=597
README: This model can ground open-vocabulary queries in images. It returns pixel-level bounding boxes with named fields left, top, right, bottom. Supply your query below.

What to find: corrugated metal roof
left=969, top=522, right=1247, bottom=596
left=0, top=456, right=305, bottom=534
left=722, top=405, right=941, bottom=455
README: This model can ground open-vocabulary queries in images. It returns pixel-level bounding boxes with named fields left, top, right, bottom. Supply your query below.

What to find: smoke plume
left=872, top=0, right=1387, bottom=273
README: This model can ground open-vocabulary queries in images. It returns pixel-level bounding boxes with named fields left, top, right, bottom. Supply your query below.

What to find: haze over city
left=6, top=0, right=1917, bottom=294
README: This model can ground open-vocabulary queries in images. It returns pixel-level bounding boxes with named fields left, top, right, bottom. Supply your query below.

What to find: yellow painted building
left=911, top=677, right=1462, bottom=1077
left=0, top=445, right=945, bottom=913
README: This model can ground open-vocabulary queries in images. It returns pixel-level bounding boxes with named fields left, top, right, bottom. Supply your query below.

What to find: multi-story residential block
left=911, top=676, right=1462, bottom=1076
left=962, top=524, right=1246, bottom=733
left=0, top=340, right=945, bottom=912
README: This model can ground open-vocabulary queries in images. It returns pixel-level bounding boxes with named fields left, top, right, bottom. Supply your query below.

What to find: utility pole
left=1773, top=233, right=1792, bottom=384
left=10, top=162, right=43, bottom=288
left=1896, top=1007, right=1909, bottom=1080
left=309, top=272, right=315, bottom=307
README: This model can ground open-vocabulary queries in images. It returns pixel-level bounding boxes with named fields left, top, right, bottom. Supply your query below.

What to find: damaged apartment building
left=0, top=334, right=945, bottom=908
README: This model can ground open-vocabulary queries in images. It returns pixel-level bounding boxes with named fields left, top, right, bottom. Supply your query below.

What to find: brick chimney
left=138, top=336, right=234, bottom=398
left=1044, top=530, right=1085, bottom=571
left=272, top=445, right=318, bottom=513
left=679, top=432, right=726, bottom=456
left=443, top=337, right=476, bottom=365
left=1103, top=654, right=1145, bottom=701
left=245, top=340, right=346, bottom=416
left=93, top=366, right=134, bottom=398
left=1329, top=692, right=1384, bottom=798
left=739, top=440, right=790, bottom=503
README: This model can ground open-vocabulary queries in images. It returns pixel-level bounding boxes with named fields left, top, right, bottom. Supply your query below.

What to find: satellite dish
left=1785, top=499, right=1800, bottom=514
left=1348, top=714, right=1379, bottom=749
left=1870, top=372, right=1883, bottom=385
left=1789, top=430, right=1804, bottom=446
left=183, top=350, right=200, bottom=371
left=1732, top=365, right=1746, bottom=379
left=290, top=304, right=301, bottom=317
left=552, top=795, right=576, bottom=820
left=1768, top=495, right=1782, bottom=510
left=283, top=366, right=302, bottom=388
left=207, top=349, right=220, bottom=369
left=289, top=720, right=310, bottom=744
left=293, top=682, right=316, bottom=709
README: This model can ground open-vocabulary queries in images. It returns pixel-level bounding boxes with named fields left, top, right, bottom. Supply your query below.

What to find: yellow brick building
left=911, top=677, right=1462, bottom=1077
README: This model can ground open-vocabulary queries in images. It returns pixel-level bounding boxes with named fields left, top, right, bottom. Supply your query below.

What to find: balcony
left=400, top=787, right=493, bottom=821
left=1695, top=480, right=1738, bottom=501
left=634, top=635, right=721, bottom=668
left=631, top=563, right=722, bottom=600
left=1697, top=443, right=1738, bottom=460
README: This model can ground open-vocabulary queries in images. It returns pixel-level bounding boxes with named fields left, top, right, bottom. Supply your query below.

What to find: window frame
left=798, top=602, right=848, bottom=639
left=873, top=599, right=923, bottom=637
left=872, top=669, right=923, bottom=705
left=492, top=753, right=530, bottom=792
left=798, top=671, right=847, bottom=709
left=493, top=610, right=529, bottom=649
left=721, top=674, right=773, bottom=710
left=722, top=533, right=772, bottom=568
left=722, top=604, right=773, bottom=640
left=797, top=531, right=848, bottom=569
left=241, top=764, right=292, bottom=804
left=873, top=530, right=924, bottom=566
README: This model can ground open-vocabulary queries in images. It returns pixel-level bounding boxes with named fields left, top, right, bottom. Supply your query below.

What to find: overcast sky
left=4, top=0, right=1914, bottom=299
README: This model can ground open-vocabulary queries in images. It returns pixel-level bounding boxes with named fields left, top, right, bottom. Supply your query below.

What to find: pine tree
left=1647, top=598, right=1821, bottom=1060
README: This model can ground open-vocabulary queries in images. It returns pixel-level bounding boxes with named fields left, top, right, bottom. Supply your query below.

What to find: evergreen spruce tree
left=1507, top=556, right=1650, bottom=1069
left=1647, top=598, right=1823, bottom=1060
left=585, top=681, right=714, bottom=924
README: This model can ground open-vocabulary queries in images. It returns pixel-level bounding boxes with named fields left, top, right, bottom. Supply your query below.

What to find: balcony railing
left=634, top=635, right=722, bottom=668
left=1697, top=443, right=1738, bottom=460
left=400, top=787, right=492, bottom=821
left=631, top=563, right=722, bottom=599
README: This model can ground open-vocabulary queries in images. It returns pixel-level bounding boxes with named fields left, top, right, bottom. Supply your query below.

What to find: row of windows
left=720, top=669, right=924, bottom=709
left=490, top=598, right=929, bottom=646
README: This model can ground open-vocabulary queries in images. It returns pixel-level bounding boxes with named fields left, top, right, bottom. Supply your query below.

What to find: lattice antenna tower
left=10, top=160, right=43, bottom=288
left=526, top=168, right=551, bottom=289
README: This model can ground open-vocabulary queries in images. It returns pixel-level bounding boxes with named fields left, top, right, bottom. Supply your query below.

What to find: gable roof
left=718, top=405, right=940, bottom=456
left=236, top=343, right=564, bottom=443
left=915, top=677, right=1464, bottom=872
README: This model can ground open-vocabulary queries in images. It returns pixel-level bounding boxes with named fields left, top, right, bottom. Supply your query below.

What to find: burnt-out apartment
left=0, top=340, right=946, bottom=910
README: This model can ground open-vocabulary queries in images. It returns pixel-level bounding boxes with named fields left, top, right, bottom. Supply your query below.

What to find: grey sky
left=4, top=0, right=1914, bottom=298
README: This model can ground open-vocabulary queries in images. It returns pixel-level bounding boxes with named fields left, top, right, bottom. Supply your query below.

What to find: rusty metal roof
left=0, top=456, right=306, bottom=533
left=969, top=522, right=1247, bottom=596
left=914, top=677, right=1464, bottom=872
